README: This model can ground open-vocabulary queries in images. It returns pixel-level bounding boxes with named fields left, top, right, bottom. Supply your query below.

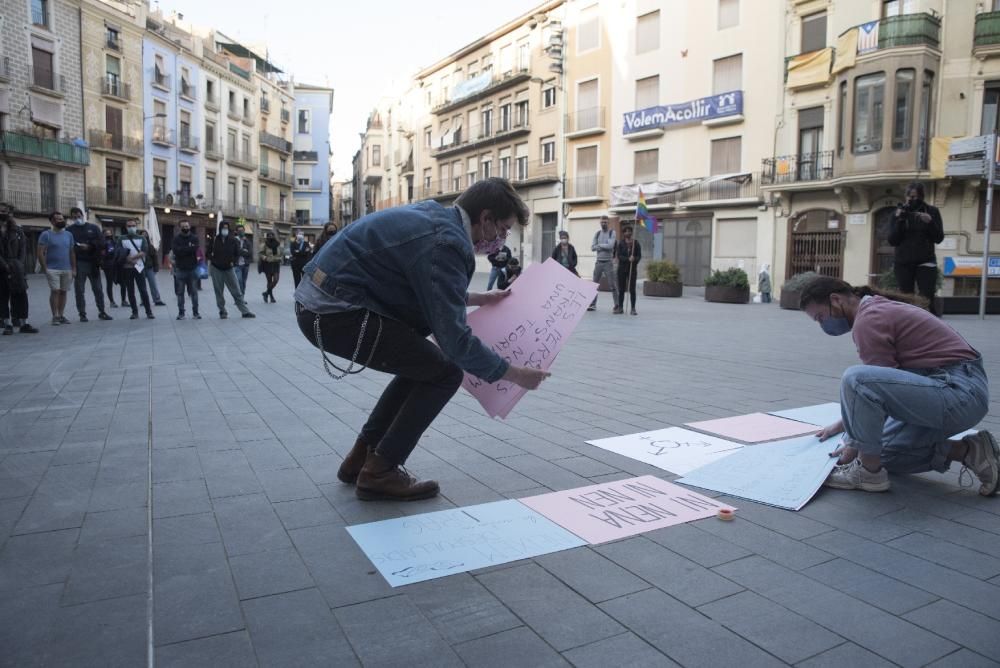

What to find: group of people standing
left=584, top=215, right=641, bottom=315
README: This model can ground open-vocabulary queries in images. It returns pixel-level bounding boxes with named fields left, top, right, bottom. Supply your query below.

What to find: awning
left=30, top=94, right=63, bottom=127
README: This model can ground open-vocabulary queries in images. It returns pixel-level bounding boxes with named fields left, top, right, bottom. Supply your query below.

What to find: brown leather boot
left=337, top=436, right=370, bottom=484
left=356, top=452, right=440, bottom=501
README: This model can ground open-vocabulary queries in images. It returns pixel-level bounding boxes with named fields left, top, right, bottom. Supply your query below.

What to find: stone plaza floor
left=1, top=269, right=999, bottom=667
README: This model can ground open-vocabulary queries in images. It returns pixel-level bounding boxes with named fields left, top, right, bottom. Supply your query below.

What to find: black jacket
left=497, top=264, right=521, bottom=290
left=236, top=235, right=253, bottom=264
left=0, top=223, right=28, bottom=292
left=171, top=232, right=201, bottom=271
left=68, top=222, right=103, bottom=263
left=290, top=239, right=312, bottom=266
left=888, top=201, right=944, bottom=265
left=614, top=239, right=642, bottom=270
left=101, top=238, right=118, bottom=270
left=207, top=235, right=241, bottom=270
left=551, top=243, right=578, bottom=275
left=487, top=245, right=512, bottom=269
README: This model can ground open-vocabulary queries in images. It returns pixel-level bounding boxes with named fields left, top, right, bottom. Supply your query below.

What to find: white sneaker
left=824, top=458, right=890, bottom=492
left=960, top=431, right=1000, bottom=497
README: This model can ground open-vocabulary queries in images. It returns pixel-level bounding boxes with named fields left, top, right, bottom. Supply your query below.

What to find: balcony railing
left=88, top=130, right=143, bottom=157
left=564, top=107, right=607, bottom=134
left=431, top=118, right=532, bottom=158
left=152, top=68, right=170, bottom=91
left=204, top=140, right=223, bottom=160
left=676, top=172, right=762, bottom=203
left=227, top=147, right=258, bottom=170
left=106, top=35, right=121, bottom=51
left=975, top=11, right=1000, bottom=50
left=280, top=108, right=291, bottom=124
left=28, top=67, right=65, bottom=95
left=294, top=180, right=324, bottom=191
left=511, top=159, right=559, bottom=185
left=151, top=191, right=200, bottom=209
left=259, top=164, right=294, bottom=186
left=432, top=67, right=531, bottom=115
left=565, top=176, right=605, bottom=199
left=101, top=76, right=130, bottom=100
left=179, top=133, right=200, bottom=153
left=86, top=187, right=147, bottom=210
left=259, top=130, right=292, bottom=153
left=227, top=106, right=243, bottom=122
left=761, top=151, right=834, bottom=185
left=242, top=112, right=255, bottom=126
left=179, top=79, right=196, bottom=101
left=1, top=189, right=79, bottom=216
left=877, top=13, right=941, bottom=49
left=294, top=150, right=318, bottom=162
left=205, top=93, right=219, bottom=112
left=260, top=97, right=271, bottom=114
left=151, top=124, right=174, bottom=146
left=1, top=131, right=89, bottom=166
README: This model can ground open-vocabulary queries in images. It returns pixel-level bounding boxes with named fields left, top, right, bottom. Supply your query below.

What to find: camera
left=897, top=201, right=918, bottom=213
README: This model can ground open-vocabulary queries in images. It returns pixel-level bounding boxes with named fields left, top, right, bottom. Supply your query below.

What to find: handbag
left=196, top=260, right=208, bottom=279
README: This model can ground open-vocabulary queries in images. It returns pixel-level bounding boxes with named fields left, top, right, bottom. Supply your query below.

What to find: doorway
left=872, top=206, right=896, bottom=282
left=539, top=213, right=557, bottom=261
left=662, top=216, right=712, bottom=285
left=787, top=209, right=845, bottom=279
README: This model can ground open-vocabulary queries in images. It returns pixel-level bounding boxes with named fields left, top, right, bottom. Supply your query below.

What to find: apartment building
left=247, top=46, right=294, bottom=238
left=332, top=179, right=353, bottom=226
left=292, top=83, right=334, bottom=226
left=413, top=0, right=566, bottom=268
left=77, top=0, right=146, bottom=230
left=0, top=0, right=90, bottom=257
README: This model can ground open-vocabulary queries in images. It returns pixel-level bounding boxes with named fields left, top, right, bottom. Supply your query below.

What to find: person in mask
left=37, top=212, right=76, bottom=325
left=170, top=222, right=201, bottom=320
left=294, top=177, right=550, bottom=501
left=234, top=224, right=253, bottom=294
left=289, top=232, right=312, bottom=288
left=890, top=182, right=944, bottom=315
left=100, top=228, right=119, bottom=308
left=799, top=276, right=997, bottom=496
left=0, top=203, right=39, bottom=334
left=67, top=207, right=110, bottom=322
left=614, top=225, right=641, bottom=316
left=139, top=229, right=167, bottom=307
left=207, top=221, right=255, bottom=319
left=259, top=231, right=282, bottom=302
left=312, top=222, right=338, bottom=255
left=551, top=230, right=578, bottom=276
left=118, top=220, right=154, bottom=320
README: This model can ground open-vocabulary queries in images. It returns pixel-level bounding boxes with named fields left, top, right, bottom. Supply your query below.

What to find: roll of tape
left=717, top=508, right=735, bottom=521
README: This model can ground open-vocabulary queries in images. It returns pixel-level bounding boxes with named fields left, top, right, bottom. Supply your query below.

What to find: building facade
left=255, top=65, right=294, bottom=238
left=0, top=0, right=90, bottom=257
left=292, top=83, right=334, bottom=226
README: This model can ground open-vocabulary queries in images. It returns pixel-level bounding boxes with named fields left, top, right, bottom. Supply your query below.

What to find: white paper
left=586, top=427, right=746, bottom=476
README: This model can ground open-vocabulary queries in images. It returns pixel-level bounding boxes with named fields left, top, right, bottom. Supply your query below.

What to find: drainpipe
left=771, top=4, right=790, bottom=288
left=79, top=6, right=88, bottom=217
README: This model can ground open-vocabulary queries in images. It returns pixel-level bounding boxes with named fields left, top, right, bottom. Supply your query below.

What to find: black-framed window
left=853, top=72, right=885, bottom=154
left=892, top=68, right=915, bottom=151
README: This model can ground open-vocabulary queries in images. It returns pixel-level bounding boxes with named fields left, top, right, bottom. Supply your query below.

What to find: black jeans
left=0, top=276, right=28, bottom=322
left=102, top=266, right=117, bottom=303
left=894, top=262, right=938, bottom=316
left=617, top=265, right=638, bottom=310
left=291, top=261, right=307, bottom=288
left=74, top=260, right=105, bottom=316
left=120, top=267, right=151, bottom=315
left=296, top=306, right=464, bottom=465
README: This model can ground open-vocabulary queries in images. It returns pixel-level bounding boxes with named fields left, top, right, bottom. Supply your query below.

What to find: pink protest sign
left=520, top=475, right=734, bottom=544
left=685, top=413, right=819, bottom=444
left=463, top=259, right=598, bottom=419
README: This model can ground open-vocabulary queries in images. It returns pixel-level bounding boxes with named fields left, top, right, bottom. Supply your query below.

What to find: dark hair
left=236, top=223, right=244, bottom=230
left=622, top=225, right=634, bottom=234
left=455, top=177, right=529, bottom=227
left=218, top=220, right=230, bottom=230
left=558, top=230, right=569, bottom=238
left=905, top=182, right=925, bottom=199
left=48, top=211, right=64, bottom=222
left=798, top=276, right=927, bottom=310
left=69, top=207, right=84, bottom=217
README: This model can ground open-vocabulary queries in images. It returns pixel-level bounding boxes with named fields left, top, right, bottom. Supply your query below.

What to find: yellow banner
left=786, top=48, right=833, bottom=90
left=929, top=136, right=960, bottom=179
left=831, top=29, right=858, bottom=74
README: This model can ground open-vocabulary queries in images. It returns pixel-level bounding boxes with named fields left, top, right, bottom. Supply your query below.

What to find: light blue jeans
left=840, top=357, right=989, bottom=474
left=487, top=266, right=502, bottom=290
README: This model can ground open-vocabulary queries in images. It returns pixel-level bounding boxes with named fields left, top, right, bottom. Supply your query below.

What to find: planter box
left=705, top=285, right=750, bottom=304
left=779, top=289, right=801, bottom=310
left=643, top=281, right=683, bottom=298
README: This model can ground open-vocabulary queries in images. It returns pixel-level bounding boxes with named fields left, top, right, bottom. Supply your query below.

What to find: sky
left=157, top=0, right=546, bottom=178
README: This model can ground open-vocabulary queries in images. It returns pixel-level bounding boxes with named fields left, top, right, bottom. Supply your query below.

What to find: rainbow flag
left=636, top=187, right=659, bottom=234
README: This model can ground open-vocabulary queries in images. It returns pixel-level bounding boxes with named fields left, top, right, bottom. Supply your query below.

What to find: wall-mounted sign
left=943, top=256, right=1000, bottom=277
left=623, top=91, right=743, bottom=135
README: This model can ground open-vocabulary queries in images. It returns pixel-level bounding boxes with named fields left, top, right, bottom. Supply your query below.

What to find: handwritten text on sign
left=464, top=259, right=598, bottom=418
left=520, top=475, right=734, bottom=544
left=587, top=427, right=746, bottom=476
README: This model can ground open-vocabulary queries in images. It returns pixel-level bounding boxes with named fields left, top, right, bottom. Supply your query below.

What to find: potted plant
left=704, top=267, right=750, bottom=304
left=642, top=260, right=683, bottom=297
left=779, top=271, right=819, bottom=310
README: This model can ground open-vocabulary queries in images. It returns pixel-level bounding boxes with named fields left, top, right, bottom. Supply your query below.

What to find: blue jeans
left=235, top=264, right=249, bottom=294
left=487, top=266, right=502, bottom=290
left=841, top=357, right=989, bottom=474
left=143, top=267, right=162, bottom=302
left=173, top=268, right=199, bottom=315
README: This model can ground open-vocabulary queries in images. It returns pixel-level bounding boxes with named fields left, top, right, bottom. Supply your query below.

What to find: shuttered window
left=577, top=5, right=600, bottom=53
left=636, top=11, right=660, bottom=54
left=634, top=149, right=658, bottom=184
left=635, top=76, right=659, bottom=109
left=711, top=137, right=742, bottom=175
left=713, top=54, right=742, bottom=95
left=718, top=0, right=739, bottom=29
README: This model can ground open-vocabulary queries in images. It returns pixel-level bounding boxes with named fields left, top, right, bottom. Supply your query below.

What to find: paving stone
left=560, top=632, right=677, bottom=668
left=199, top=449, right=264, bottom=499
left=797, top=498, right=916, bottom=542
left=153, top=512, right=221, bottom=546
left=881, top=508, right=1000, bottom=559
left=802, top=557, right=939, bottom=615
left=697, top=515, right=834, bottom=571
left=643, top=523, right=752, bottom=567
left=551, top=455, right=620, bottom=478
left=152, top=447, right=203, bottom=483
left=887, top=532, right=1000, bottom=580
left=535, top=546, right=649, bottom=604
left=79, top=507, right=146, bottom=543
left=718, top=497, right=834, bottom=540
left=0, top=528, right=79, bottom=592
left=477, top=563, right=626, bottom=652
left=0, top=582, right=63, bottom=666
left=298, top=453, right=345, bottom=485
left=698, top=590, right=843, bottom=663
left=62, top=534, right=147, bottom=605
left=229, top=547, right=315, bottom=600
left=925, top=648, right=1000, bottom=668
left=334, top=595, right=463, bottom=667
left=88, top=480, right=147, bottom=512
left=796, top=642, right=898, bottom=668
left=212, top=493, right=292, bottom=557
left=272, top=496, right=344, bottom=530
left=152, top=479, right=212, bottom=519
left=405, top=573, right=522, bottom=645
left=289, top=523, right=394, bottom=608
left=48, top=593, right=147, bottom=667
left=242, top=588, right=360, bottom=667
left=597, top=537, right=743, bottom=606
left=241, top=440, right=299, bottom=472
left=454, top=626, right=570, bottom=667
left=157, top=630, right=257, bottom=668
left=496, top=453, right=593, bottom=490
left=904, top=599, right=1000, bottom=659
left=598, top=588, right=786, bottom=668
left=255, top=467, right=322, bottom=502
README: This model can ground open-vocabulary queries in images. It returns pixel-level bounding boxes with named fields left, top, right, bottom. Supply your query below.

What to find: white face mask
left=296, top=235, right=304, bottom=242
left=126, top=226, right=137, bottom=235
left=220, top=229, right=229, bottom=237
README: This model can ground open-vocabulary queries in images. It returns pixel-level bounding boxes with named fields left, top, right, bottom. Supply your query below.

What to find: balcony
left=260, top=97, right=271, bottom=114
left=564, top=107, right=607, bottom=139
left=101, top=76, right=131, bottom=101
left=204, top=141, right=223, bottom=161
left=226, top=147, right=258, bottom=171
left=511, top=159, right=559, bottom=186
left=259, top=164, right=294, bottom=186
left=242, top=112, right=255, bottom=127
left=152, top=68, right=170, bottom=91
left=432, top=68, right=531, bottom=115
left=679, top=172, right=762, bottom=204
left=259, top=130, right=292, bottom=154
left=28, top=68, right=66, bottom=97
left=151, top=191, right=200, bottom=209
left=179, top=79, right=196, bottom=101
left=761, top=151, right=834, bottom=186
left=86, top=187, right=147, bottom=211
left=294, top=179, right=324, bottom=192
left=151, top=124, right=174, bottom=147
left=106, top=34, right=121, bottom=52
left=294, top=150, right=318, bottom=162
left=1, top=131, right=89, bottom=167
left=431, top=119, right=532, bottom=159
left=88, top=130, right=143, bottom=157
left=280, top=108, right=291, bottom=124
left=974, top=11, right=1000, bottom=58
left=205, top=93, right=220, bottom=112
left=364, top=165, right=383, bottom=185
left=227, top=106, right=242, bottom=122
left=178, top=133, right=200, bottom=153
left=1, top=189, right=79, bottom=216
left=563, top=176, right=605, bottom=203
left=877, top=12, right=940, bottom=50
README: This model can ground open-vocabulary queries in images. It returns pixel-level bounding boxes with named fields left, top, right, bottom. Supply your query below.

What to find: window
left=712, top=54, right=742, bottom=95
left=837, top=80, right=848, bottom=156
left=423, top=168, right=431, bottom=189
left=243, top=97, right=250, bottom=117
left=499, top=102, right=512, bottom=132
left=541, top=136, right=555, bottom=164
left=298, top=109, right=310, bottom=134
left=228, top=90, right=236, bottom=110
left=481, top=107, right=493, bottom=137
left=499, top=148, right=511, bottom=178
left=801, top=12, right=827, bottom=53
left=179, top=165, right=192, bottom=202
left=518, top=40, right=530, bottom=70
left=39, top=172, right=56, bottom=211
left=105, top=55, right=121, bottom=95
left=854, top=72, right=885, bottom=153
left=711, top=136, right=742, bottom=174
left=918, top=70, right=934, bottom=169
left=227, top=178, right=237, bottom=205
left=106, top=27, right=120, bottom=50
left=576, top=79, right=599, bottom=129
left=577, top=5, right=600, bottom=53
left=206, top=79, right=215, bottom=103
left=467, top=156, right=477, bottom=187
left=440, top=163, right=451, bottom=186
left=514, top=99, right=529, bottom=127
left=227, top=129, right=237, bottom=154
left=634, top=149, right=658, bottom=183
left=798, top=107, right=825, bottom=179
left=106, top=160, right=123, bottom=205
left=882, top=0, right=915, bottom=18
left=575, top=146, right=598, bottom=196
left=241, top=135, right=250, bottom=157
left=372, top=144, right=381, bottom=167
left=542, top=84, right=557, bottom=109
left=180, top=110, right=191, bottom=146
left=279, top=158, right=287, bottom=179
left=635, top=75, right=659, bottom=109
left=205, top=122, right=216, bottom=150
left=718, top=0, right=739, bottom=29
left=515, top=143, right=528, bottom=180
left=205, top=173, right=216, bottom=202
left=424, top=126, right=432, bottom=148
left=241, top=181, right=250, bottom=208
left=154, top=54, right=165, bottom=86
left=499, top=44, right=512, bottom=74
left=153, top=159, right=167, bottom=199
left=636, top=11, right=660, bottom=54
left=481, top=154, right=492, bottom=179
left=31, top=0, right=49, bottom=28
left=259, top=185, right=267, bottom=209
left=452, top=161, right=462, bottom=191
left=31, top=42, right=55, bottom=90
left=892, top=69, right=915, bottom=151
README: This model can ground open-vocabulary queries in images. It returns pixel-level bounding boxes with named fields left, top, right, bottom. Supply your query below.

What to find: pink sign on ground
left=685, top=412, right=819, bottom=443
left=519, top=475, right=735, bottom=544
left=463, top=259, right=598, bottom=419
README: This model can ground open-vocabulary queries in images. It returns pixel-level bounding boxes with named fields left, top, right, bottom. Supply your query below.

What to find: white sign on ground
left=586, top=427, right=745, bottom=476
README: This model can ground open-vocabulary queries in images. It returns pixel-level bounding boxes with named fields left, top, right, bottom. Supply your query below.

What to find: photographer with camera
left=889, top=182, right=944, bottom=315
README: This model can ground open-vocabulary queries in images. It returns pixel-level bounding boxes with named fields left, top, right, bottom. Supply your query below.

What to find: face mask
left=73, top=218, right=84, bottom=225
left=296, top=235, right=304, bottom=242
left=180, top=229, right=191, bottom=235
left=126, top=226, right=137, bottom=235
left=237, top=231, right=244, bottom=237
left=54, top=220, right=66, bottom=229
left=220, top=229, right=229, bottom=237
left=820, top=299, right=851, bottom=336
left=473, top=219, right=508, bottom=255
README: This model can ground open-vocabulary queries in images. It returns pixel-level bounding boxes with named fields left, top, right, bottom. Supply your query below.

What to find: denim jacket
left=302, top=201, right=508, bottom=383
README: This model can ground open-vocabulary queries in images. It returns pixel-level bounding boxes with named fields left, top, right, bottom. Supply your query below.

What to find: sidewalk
left=1, top=269, right=998, bottom=666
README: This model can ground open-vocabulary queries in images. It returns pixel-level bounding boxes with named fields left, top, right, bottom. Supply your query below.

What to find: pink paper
left=519, top=475, right=734, bottom=544
left=685, top=413, right=818, bottom=443
left=463, top=259, right=598, bottom=419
